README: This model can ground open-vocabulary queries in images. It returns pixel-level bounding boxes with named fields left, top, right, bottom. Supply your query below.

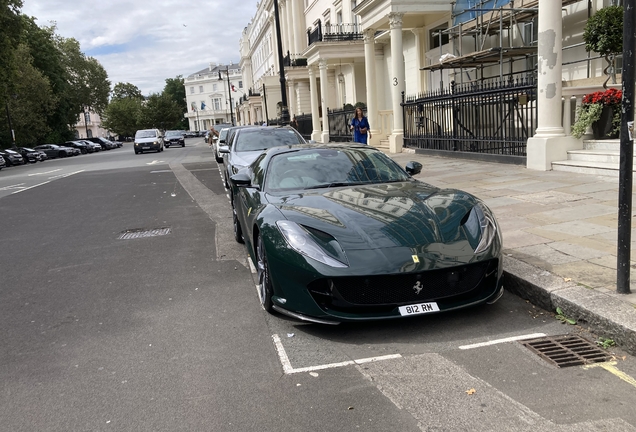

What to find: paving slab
left=390, top=151, right=636, bottom=355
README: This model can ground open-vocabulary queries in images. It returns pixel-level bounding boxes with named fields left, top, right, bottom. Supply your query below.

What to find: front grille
left=308, top=259, right=496, bottom=309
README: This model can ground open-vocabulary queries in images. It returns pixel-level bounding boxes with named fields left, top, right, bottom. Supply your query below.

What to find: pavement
left=389, top=150, right=636, bottom=355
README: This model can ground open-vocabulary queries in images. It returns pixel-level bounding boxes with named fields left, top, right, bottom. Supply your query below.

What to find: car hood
left=231, top=151, right=263, bottom=168
left=267, top=181, right=480, bottom=253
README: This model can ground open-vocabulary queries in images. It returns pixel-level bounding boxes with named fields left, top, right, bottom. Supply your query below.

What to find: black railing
left=248, top=88, right=261, bottom=97
left=323, top=23, right=362, bottom=42
left=307, top=21, right=322, bottom=45
left=403, top=77, right=537, bottom=157
left=307, top=22, right=362, bottom=46
left=295, top=113, right=313, bottom=140
left=283, top=51, right=291, bottom=67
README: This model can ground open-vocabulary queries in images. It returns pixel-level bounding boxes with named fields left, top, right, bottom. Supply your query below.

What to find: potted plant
left=572, top=88, right=622, bottom=139
left=583, top=5, right=623, bottom=88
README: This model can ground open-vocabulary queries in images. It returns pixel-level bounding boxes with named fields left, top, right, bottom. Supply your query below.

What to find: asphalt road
left=1, top=138, right=636, bottom=431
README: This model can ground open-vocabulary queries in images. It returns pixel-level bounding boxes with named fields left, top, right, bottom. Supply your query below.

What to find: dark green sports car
left=230, top=144, right=503, bottom=324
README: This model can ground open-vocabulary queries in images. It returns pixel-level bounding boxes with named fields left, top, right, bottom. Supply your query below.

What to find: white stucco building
left=184, top=62, right=243, bottom=130
left=236, top=0, right=626, bottom=171
left=73, top=110, right=111, bottom=139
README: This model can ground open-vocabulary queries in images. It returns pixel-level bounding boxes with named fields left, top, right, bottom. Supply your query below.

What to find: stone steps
left=551, top=139, right=636, bottom=176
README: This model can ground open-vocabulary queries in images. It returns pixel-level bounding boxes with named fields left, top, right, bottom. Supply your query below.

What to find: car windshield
left=166, top=131, right=180, bottom=137
left=234, top=129, right=303, bottom=152
left=265, top=147, right=411, bottom=191
left=23, top=148, right=35, bottom=151
left=135, top=130, right=156, bottom=139
left=6, top=149, right=18, bottom=154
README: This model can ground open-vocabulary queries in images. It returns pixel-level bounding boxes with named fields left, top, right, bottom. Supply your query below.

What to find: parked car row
left=216, top=125, right=504, bottom=325
left=0, top=137, right=123, bottom=170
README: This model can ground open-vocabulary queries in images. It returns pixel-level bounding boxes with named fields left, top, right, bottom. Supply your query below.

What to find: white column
left=535, top=0, right=564, bottom=137
left=283, top=0, right=293, bottom=56
left=388, top=13, right=405, bottom=153
left=309, top=66, right=321, bottom=141
left=526, top=0, right=575, bottom=171
left=319, top=59, right=330, bottom=143
left=291, top=0, right=304, bottom=56
left=411, top=28, right=425, bottom=95
left=288, top=79, right=296, bottom=117
left=279, top=1, right=288, bottom=55
left=297, top=80, right=311, bottom=114
left=364, top=28, right=380, bottom=146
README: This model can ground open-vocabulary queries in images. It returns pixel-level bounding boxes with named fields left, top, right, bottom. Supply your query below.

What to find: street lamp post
left=219, top=68, right=235, bottom=126
left=272, top=0, right=289, bottom=125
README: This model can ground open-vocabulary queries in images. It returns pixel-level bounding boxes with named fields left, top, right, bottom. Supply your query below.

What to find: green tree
left=0, top=0, right=23, bottom=89
left=101, top=97, right=142, bottom=138
left=163, top=76, right=187, bottom=129
left=112, top=82, right=144, bottom=101
left=4, top=43, right=57, bottom=146
left=138, top=93, right=184, bottom=130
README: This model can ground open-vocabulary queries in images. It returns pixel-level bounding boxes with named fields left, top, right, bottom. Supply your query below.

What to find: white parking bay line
left=150, top=170, right=172, bottom=173
left=48, top=170, right=84, bottom=180
left=272, top=333, right=402, bottom=375
left=458, top=333, right=546, bottom=350
left=11, top=181, right=50, bottom=194
left=28, top=169, right=61, bottom=176
left=0, top=183, right=25, bottom=191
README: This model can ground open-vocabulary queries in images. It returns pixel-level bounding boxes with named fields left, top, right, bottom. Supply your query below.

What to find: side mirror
left=219, top=139, right=226, bottom=144
left=218, top=145, right=230, bottom=154
left=230, top=170, right=252, bottom=188
left=405, top=161, right=422, bottom=176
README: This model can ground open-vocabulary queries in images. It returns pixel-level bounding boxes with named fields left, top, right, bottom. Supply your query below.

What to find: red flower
left=583, top=88, right=622, bottom=106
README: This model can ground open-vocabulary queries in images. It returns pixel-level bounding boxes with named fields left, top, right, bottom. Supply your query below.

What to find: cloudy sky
left=21, top=0, right=257, bottom=95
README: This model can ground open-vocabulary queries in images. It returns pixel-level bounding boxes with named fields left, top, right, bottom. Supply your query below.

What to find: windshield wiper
left=308, top=182, right=366, bottom=189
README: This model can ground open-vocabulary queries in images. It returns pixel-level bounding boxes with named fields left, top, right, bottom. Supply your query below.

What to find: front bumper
left=264, top=245, right=503, bottom=322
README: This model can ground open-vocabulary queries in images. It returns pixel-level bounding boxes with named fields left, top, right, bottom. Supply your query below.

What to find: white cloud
left=21, top=0, right=257, bottom=94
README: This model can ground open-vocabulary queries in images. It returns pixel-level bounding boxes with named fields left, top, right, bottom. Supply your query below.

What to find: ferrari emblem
left=413, top=281, right=423, bottom=295
left=412, top=255, right=419, bottom=263
left=248, top=207, right=252, bottom=216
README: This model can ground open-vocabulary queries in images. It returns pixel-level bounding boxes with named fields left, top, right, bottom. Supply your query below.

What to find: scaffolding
left=422, top=0, right=586, bottom=86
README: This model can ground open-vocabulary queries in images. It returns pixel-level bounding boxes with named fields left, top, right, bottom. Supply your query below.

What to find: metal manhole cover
left=118, top=227, right=171, bottom=240
left=521, top=335, right=612, bottom=368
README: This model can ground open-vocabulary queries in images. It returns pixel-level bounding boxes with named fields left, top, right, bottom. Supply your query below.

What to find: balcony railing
left=307, top=22, right=362, bottom=46
left=323, top=24, right=362, bottom=42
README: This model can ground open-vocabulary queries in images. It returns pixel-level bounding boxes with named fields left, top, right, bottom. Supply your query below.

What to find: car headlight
left=276, top=221, right=348, bottom=268
left=462, top=202, right=499, bottom=254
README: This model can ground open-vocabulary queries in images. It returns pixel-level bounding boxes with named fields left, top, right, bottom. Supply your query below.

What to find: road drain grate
left=118, top=227, right=171, bottom=240
left=521, top=335, right=612, bottom=368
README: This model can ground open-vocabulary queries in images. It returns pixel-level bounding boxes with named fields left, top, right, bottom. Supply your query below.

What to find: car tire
left=224, top=170, right=229, bottom=189
left=181, top=143, right=185, bottom=147
left=166, top=144, right=170, bottom=148
left=233, top=206, right=244, bottom=244
left=256, top=236, right=274, bottom=312
left=134, top=150, right=139, bottom=154
left=59, top=151, right=66, bottom=158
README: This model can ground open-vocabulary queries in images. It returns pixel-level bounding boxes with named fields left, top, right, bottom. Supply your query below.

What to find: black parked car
left=86, top=137, right=116, bottom=150
left=17, top=147, right=44, bottom=163
left=64, top=141, right=91, bottom=154
left=33, top=144, right=75, bottom=159
left=165, top=130, right=185, bottom=147
left=0, top=149, right=26, bottom=166
left=0, top=154, right=6, bottom=170
left=78, top=140, right=102, bottom=152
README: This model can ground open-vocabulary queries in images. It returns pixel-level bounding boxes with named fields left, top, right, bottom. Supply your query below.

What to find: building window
left=430, top=24, right=449, bottom=50
left=199, top=85, right=204, bottom=93
left=213, top=83, right=218, bottom=91
left=190, top=87, right=195, bottom=94
left=214, top=98, right=221, bottom=110
left=239, top=81, right=243, bottom=88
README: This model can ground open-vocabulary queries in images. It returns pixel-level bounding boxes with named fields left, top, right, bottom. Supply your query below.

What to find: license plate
left=142, top=146, right=150, bottom=149
left=398, top=302, right=440, bottom=316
